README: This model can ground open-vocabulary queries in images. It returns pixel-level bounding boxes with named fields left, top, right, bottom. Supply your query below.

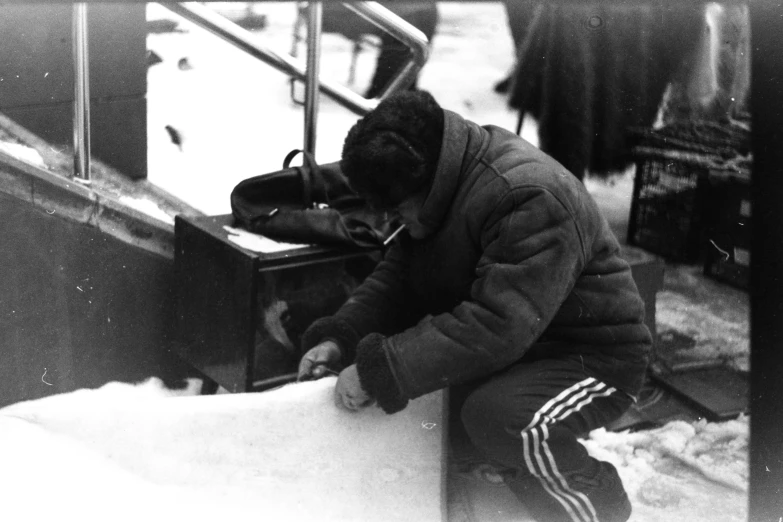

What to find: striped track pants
left=457, top=357, right=634, bottom=522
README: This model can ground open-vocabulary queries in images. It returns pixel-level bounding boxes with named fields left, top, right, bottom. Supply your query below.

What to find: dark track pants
left=454, top=357, right=634, bottom=522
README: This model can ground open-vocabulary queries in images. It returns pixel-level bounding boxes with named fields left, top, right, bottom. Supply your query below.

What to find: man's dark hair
left=341, top=90, right=444, bottom=209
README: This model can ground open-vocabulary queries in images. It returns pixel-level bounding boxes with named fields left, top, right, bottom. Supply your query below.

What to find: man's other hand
left=297, top=340, right=342, bottom=381
left=335, top=364, right=373, bottom=411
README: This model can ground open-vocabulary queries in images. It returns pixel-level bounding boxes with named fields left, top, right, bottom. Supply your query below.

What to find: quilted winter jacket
left=302, top=109, right=652, bottom=413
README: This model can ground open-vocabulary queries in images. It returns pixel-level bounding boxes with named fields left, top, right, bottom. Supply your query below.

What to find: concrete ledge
left=0, top=113, right=203, bottom=259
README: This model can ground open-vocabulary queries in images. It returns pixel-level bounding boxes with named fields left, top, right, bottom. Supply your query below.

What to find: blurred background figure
left=496, top=2, right=749, bottom=182
left=494, top=0, right=536, bottom=94
left=363, top=2, right=438, bottom=99
left=293, top=1, right=438, bottom=99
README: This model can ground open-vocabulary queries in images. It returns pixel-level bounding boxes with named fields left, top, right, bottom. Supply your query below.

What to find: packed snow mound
left=2, top=376, right=200, bottom=409
left=0, top=376, right=444, bottom=522
left=583, top=415, right=748, bottom=522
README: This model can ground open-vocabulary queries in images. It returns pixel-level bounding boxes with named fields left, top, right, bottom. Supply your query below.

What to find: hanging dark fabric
left=507, top=3, right=704, bottom=180
left=230, top=150, right=398, bottom=249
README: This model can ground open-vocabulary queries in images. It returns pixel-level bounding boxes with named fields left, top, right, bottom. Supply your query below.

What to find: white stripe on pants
left=520, top=377, right=618, bottom=522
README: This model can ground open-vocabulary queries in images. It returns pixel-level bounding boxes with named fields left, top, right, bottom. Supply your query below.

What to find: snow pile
left=0, top=377, right=752, bottom=522
left=0, top=376, right=444, bottom=522
left=145, top=3, right=522, bottom=215
left=224, top=224, right=310, bottom=253
left=0, top=140, right=46, bottom=168
left=118, top=195, right=177, bottom=225
left=0, top=377, right=200, bottom=417
left=656, top=289, right=749, bottom=371
left=583, top=415, right=748, bottom=522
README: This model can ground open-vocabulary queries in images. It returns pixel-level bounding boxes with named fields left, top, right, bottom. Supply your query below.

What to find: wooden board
left=652, top=367, right=748, bottom=421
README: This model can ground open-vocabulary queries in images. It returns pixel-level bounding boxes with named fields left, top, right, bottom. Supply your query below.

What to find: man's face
left=396, top=191, right=430, bottom=239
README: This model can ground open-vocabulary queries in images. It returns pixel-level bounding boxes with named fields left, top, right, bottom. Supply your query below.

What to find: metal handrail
left=303, top=3, right=322, bottom=156
left=68, top=2, right=429, bottom=178
left=72, top=3, right=91, bottom=183
left=162, top=2, right=430, bottom=116
left=342, top=2, right=430, bottom=99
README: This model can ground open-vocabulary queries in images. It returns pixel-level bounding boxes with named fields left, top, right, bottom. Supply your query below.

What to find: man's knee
left=460, top=386, right=532, bottom=452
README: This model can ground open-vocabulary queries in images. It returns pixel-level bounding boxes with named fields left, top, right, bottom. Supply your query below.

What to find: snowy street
left=0, top=3, right=750, bottom=522
left=0, top=374, right=747, bottom=522
left=144, top=4, right=749, bottom=520
left=145, top=3, right=532, bottom=215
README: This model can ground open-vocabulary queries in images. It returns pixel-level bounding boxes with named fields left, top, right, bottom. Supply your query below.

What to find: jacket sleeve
left=356, top=187, right=588, bottom=413
left=300, top=241, right=420, bottom=364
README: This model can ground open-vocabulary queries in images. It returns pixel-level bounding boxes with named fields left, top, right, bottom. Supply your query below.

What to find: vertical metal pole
left=73, top=3, right=91, bottom=183
left=304, top=2, right=322, bottom=158
left=749, top=4, right=783, bottom=520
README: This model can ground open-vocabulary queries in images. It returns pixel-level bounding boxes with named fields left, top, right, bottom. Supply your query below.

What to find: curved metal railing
left=72, top=3, right=91, bottom=183
left=70, top=2, right=430, bottom=178
left=161, top=2, right=429, bottom=156
left=341, top=2, right=430, bottom=100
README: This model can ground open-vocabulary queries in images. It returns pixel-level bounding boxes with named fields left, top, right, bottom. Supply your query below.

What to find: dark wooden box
left=174, top=215, right=377, bottom=393
left=621, top=245, right=665, bottom=354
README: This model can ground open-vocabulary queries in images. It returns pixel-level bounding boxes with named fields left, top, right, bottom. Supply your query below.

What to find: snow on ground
left=145, top=2, right=531, bottom=215
left=584, top=418, right=748, bottom=522
left=142, top=4, right=752, bottom=521
left=656, top=289, right=749, bottom=371
left=0, top=3, right=752, bottom=521
left=0, top=377, right=445, bottom=522
left=1, top=376, right=748, bottom=522
left=0, top=141, right=46, bottom=168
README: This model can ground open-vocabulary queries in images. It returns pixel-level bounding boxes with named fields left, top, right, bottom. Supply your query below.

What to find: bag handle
left=283, top=149, right=327, bottom=208
left=282, top=148, right=319, bottom=170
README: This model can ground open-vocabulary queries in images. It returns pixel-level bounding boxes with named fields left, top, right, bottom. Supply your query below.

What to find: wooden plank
left=651, top=367, right=748, bottom=421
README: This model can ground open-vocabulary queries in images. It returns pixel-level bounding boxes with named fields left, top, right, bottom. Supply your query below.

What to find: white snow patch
left=0, top=376, right=445, bottom=522
left=0, top=140, right=46, bottom=168
left=145, top=3, right=522, bottom=214
left=0, top=377, right=200, bottom=418
left=583, top=415, right=748, bottom=522
left=224, top=225, right=310, bottom=252
left=657, top=289, right=749, bottom=369
left=118, top=195, right=176, bottom=225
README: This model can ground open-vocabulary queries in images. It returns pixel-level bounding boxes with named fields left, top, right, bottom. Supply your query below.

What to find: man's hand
left=298, top=341, right=342, bottom=381
left=335, top=364, right=373, bottom=411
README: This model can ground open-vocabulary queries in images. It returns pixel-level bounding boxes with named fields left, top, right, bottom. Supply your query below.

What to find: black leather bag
left=230, top=150, right=398, bottom=249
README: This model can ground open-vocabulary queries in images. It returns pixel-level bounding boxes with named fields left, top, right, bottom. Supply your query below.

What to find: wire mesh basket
left=627, top=121, right=751, bottom=264
left=628, top=156, right=708, bottom=262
